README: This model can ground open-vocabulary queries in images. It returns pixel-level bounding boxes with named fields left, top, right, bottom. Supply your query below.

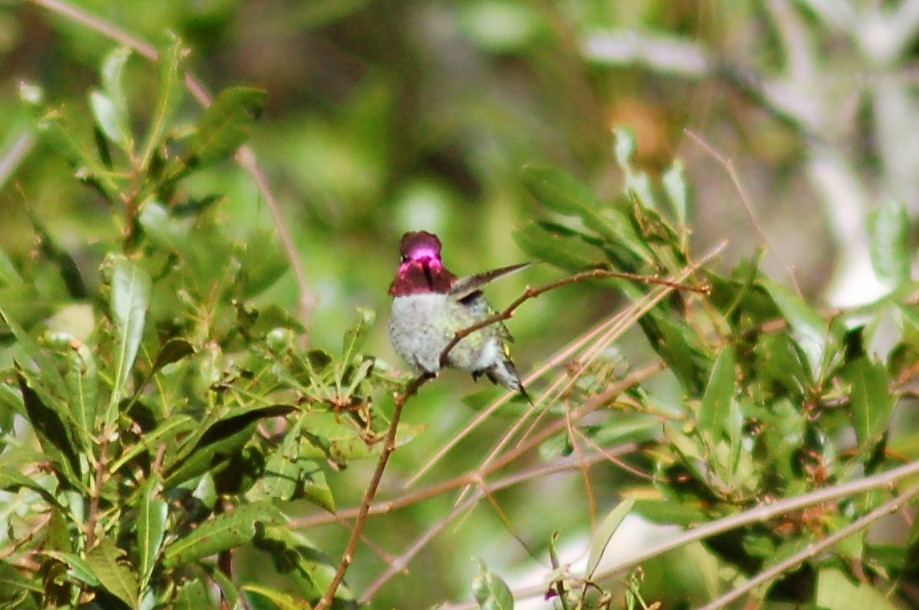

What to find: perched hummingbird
left=388, top=231, right=530, bottom=399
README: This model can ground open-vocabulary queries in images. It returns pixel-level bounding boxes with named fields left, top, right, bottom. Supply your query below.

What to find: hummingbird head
left=389, top=231, right=456, bottom=296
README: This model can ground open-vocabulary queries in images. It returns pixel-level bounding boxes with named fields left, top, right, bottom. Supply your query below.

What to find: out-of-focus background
left=2, top=1, right=916, bottom=607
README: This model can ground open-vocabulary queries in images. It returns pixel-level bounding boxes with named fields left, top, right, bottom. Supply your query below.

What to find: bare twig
left=29, top=0, right=316, bottom=328
left=684, top=128, right=802, bottom=296
left=438, top=267, right=705, bottom=370
left=314, top=372, right=432, bottom=610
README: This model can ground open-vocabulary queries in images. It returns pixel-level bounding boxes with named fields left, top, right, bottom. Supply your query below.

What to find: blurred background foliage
left=3, top=0, right=919, bottom=608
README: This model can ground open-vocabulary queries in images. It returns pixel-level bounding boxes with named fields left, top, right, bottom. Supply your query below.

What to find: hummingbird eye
left=400, top=254, right=408, bottom=263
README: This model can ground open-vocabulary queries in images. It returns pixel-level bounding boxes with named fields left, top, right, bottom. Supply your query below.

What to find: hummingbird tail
left=477, top=357, right=532, bottom=403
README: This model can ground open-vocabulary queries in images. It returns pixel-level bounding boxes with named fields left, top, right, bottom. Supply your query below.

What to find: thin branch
left=359, top=364, right=664, bottom=602
left=314, top=372, right=432, bottom=610
left=359, top=441, right=644, bottom=603
left=438, top=268, right=705, bottom=370
left=699, top=481, right=919, bottom=610
left=29, top=0, right=316, bottom=328
left=684, top=128, right=802, bottom=296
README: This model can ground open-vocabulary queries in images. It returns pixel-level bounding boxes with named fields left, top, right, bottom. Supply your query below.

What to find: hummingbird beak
left=422, top=259, right=435, bottom=288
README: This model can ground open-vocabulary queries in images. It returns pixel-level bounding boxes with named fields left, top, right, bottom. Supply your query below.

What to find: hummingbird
left=388, top=231, right=531, bottom=400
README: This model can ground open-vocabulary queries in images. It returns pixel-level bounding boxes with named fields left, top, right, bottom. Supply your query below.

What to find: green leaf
left=522, top=165, right=634, bottom=247
left=173, top=580, right=210, bottom=609
left=162, top=502, right=285, bottom=569
left=870, top=199, right=910, bottom=286
left=44, top=332, right=98, bottom=439
left=141, top=32, right=186, bottom=168
left=137, top=476, right=167, bottom=589
left=587, top=498, right=635, bottom=578
left=109, top=258, right=152, bottom=419
left=151, top=337, right=195, bottom=373
left=0, top=247, right=23, bottom=285
left=631, top=498, right=710, bottom=526
left=85, top=538, right=139, bottom=609
left=36, top=105, right=121, bottom=201
left=254, top=526, right=355, bottom=605
left=43, top=550, right=101, bottom=586
left=760, top=277, right=827, bottom=374
left=0, top=308, right=67, bottom=395
left=471, top=558, right=514, bottom=610
left=845, top=356, right=893, bottom=451
left=816, top=567, right=898, bottom=610
left=100, top=47, right=131, bottom=121
left=513, top=222, right=603, bottom=271
left=90, top=91, right=132, bottom=153
left=698, top=346, right=736, bottom=440
left=243, top=586, right=312, bottom=609
left=109, top=414, right=195, bottom=474
left=186, top=86, right=267, bottom=167
left=16, top=368, right=83, bottom=487
left=165, top=404, right=294, bottom=485
left=0, top=465, right=63, bottom=509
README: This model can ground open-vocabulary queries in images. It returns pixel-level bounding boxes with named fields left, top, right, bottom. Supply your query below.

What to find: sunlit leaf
left=141, top=32, right=186, bottom=168
left=471, top=558, right=513, bottom=610
left=845, top=356, right=893, bottom=451
left=162, top=502, right=285, bottom=568
left=85, top=538, right=139, bottom=609
left=109, top=258, right=152, bottom=419
left=137, top=476, right=167, bottom=589
left=816, top=567, right=898, bottom=610
left=90, top=91, right=132, bottom=153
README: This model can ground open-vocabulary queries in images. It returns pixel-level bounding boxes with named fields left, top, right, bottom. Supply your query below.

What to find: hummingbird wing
left=447, top=262, right=531, bottom=301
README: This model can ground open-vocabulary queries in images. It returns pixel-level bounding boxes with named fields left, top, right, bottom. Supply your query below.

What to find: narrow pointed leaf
left=137, top=476, right=168, bottom=589
left=100, top=47, right=131, bottom=118
left=16, top=368, right=83, bottom=487
left=587, top=498, right=635, bottom=578
left=162, top=502, right=285, bottom=568
left=141, top=32, right=186, bottom=168
left=845, top=356, right=893, bottom=450
left=43, top=551, right=101, bottom=586
left=698, top=346, right=736, bottom=439
left=760, top=278, right=826, bottom=374
left=90, top=91, right=132, bottom=153
left=109, top=259, right=151, bottom=416
left=151, top=337, right=195, bottom=373
left=513, top=222, right=602, bottom=271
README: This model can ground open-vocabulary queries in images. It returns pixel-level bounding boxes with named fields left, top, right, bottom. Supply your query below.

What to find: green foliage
left=0, top=38, right=383, bottom=609
left=3, top=6, right=919, bottom=610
